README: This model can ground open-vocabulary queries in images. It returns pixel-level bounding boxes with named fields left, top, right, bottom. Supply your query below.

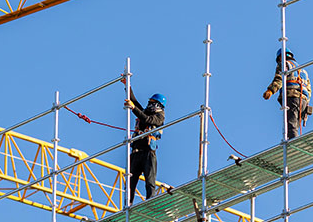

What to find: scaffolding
left=1, top=0, right=313, bottom=222
left=0, top=125, right=262, bottom=222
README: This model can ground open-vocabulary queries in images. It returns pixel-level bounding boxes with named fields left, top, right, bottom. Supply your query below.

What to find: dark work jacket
left=129, top=88, right=165, bottom=151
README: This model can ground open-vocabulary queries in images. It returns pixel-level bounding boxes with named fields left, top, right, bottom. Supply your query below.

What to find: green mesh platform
left=99, top=130, right=313, bottom=222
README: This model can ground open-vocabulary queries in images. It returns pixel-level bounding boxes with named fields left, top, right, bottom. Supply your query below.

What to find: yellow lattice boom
left=0, top=127, right=263, bottom=221
left=0, top=127, right=169, bottom=220
left=0, top=0, right=71, bottom=25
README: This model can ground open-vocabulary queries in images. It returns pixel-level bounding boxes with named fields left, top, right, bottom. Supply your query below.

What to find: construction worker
left=263, top=48, right=311, bottom=139
left=122, top=79, right=166, bottom=204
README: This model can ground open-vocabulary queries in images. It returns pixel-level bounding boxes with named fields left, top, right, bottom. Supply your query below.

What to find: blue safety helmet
left=276, top=48, right=294, bottom=58
left=150, top=93, right=167, bottom=108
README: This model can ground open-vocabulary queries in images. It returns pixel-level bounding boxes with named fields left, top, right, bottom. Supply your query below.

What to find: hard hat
left=150, top=94, right=167, bottom=108
left=276, top=48, right=294, bottom=58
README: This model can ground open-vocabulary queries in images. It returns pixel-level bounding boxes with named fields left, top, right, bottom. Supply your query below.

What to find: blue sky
left=1, top=0, right=313, bottom=221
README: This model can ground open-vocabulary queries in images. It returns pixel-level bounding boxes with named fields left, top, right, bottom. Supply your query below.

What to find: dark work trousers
left=130, top=150, right=157, bottom=204
left=286, top=97, right=308, bottom=139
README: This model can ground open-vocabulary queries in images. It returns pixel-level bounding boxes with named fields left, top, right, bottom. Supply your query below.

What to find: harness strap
left=287, top=77, right=304, bottom=135
left=287, top=61, right=305, bottom=136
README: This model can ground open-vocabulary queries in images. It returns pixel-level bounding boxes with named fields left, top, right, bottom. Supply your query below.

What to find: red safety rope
left=64, top=106, right=135, bottom=132
left=209, top=114, right=248, bottom=158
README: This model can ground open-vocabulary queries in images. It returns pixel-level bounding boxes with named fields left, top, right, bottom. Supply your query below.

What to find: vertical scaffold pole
left=279, top=0, right=289, bottom=221
left=198, top=112, right=204, bottom=178
left=250, top=195, right=255, bottom=222
left=52, top=91, right=60, bottom=222
left=202, top=24, right=212, bottom=222
left=124, top=57, right=132, bottom=222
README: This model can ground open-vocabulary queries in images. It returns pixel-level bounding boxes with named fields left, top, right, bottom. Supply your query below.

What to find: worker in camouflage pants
left=263, top=48, right=311, bottom=139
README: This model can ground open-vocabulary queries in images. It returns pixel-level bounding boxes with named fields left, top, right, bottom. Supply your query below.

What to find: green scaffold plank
left=99, top=130, right=313, bottom=222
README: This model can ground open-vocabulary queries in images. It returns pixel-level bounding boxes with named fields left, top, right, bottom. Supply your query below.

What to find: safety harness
left=132, top=118, right=163, bottom=151
left=286, top=60, right=309, bottom=135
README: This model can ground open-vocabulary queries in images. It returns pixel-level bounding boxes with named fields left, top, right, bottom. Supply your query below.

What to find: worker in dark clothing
left=263, top=48, right=311, bottom=139
left=122, top=80, right=166, bottom=204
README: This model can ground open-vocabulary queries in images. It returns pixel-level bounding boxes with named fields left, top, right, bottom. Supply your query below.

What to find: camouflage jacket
left=267, top=59, right=311, bottom=102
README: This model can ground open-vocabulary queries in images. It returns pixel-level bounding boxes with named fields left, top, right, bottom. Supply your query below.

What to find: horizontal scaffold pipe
left=278, top=0, right=301, bottom=7
left=0, top=109, right=202, bottom=201
left=206, top=165, right=313, bottom=215
left=0, top=76, right=124, bottom=136
left=264, top=201, right=313, bottom=222
left=285, top=59, right=313, bottom=76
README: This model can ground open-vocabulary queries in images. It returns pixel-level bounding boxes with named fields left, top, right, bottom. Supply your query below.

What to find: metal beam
left=264, top=201, right=313, bottom=222
left=132, top=210, right=160, bottom=222
left=208, top=178, right=244, bottom=193
left=0, top=174, right=119, bottom=213
left=0, top=0, right=71, bottom=25
left=176, top=189, right=201, bottom=201
left=0, top=76, right=124, bottom=136
left=285, top=60, right=313, bottom=76
left=0, top=191, right=85, bottom=220
left=0, top=109, right=201, bottom=201
left=244, top=162, right=282, bottom=177
left=289, top=145, right=313, bottom=157
left=278, top=0, right=301, bottom=7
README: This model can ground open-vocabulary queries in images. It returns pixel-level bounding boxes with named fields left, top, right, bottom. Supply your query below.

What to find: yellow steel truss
left=0, top=127, right=263, bottom=221
left=0, top=127, right=168, bottom=220
left=0, top=0, right=71, bottom=25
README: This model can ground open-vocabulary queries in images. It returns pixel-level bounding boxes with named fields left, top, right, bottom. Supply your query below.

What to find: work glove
left=263, top=90, right=273, bottom=100
left=124, top=99, right=135, bottom=109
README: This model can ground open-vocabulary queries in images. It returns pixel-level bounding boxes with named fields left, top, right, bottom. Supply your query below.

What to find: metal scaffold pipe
left=285, top=60, right=313, bottom=75
left=0, top=109, right=201, bottom=201
left=263, top=201, right=313, bottom=222
left=250, top=195, right=255, bottom=222
left=52, top=91, right=60, bottom=222
left=278, top=0, right=301, bottom=7
left=0, top=76, right=124, bottom=136
left=202, top=23, right=212, bottom=222
left=198, top=112, right=204, bottom=177
left=124, top=57, right=131, bottom=222
left=279, top=0, right=289, bottom=221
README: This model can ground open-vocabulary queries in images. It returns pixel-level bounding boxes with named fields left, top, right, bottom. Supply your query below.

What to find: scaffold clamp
left=200, top=105, right=212, bottom=114
left=124, top=138, right=132, bottom=144
left=203, top=39, right=213, bottom=44
left=280, top=71, right=289, bottom=76
left=123, top=72, right=133, bottom=77
left=282, top=208, right=291, bottom=217
left=52, top=104, right=61, bottom=111
left=281, top=174, right=290, bottom=182
left=201, top=140, right=210, bottom=145
left=280, top=105, right=290, bottom=111
left=278, top=37, right=288, bottom=42
left=51, top=138, right=60, bottom=142
left=203, top=72, right=212, bottom=77
left=123, top=172, right=133, bottom=177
